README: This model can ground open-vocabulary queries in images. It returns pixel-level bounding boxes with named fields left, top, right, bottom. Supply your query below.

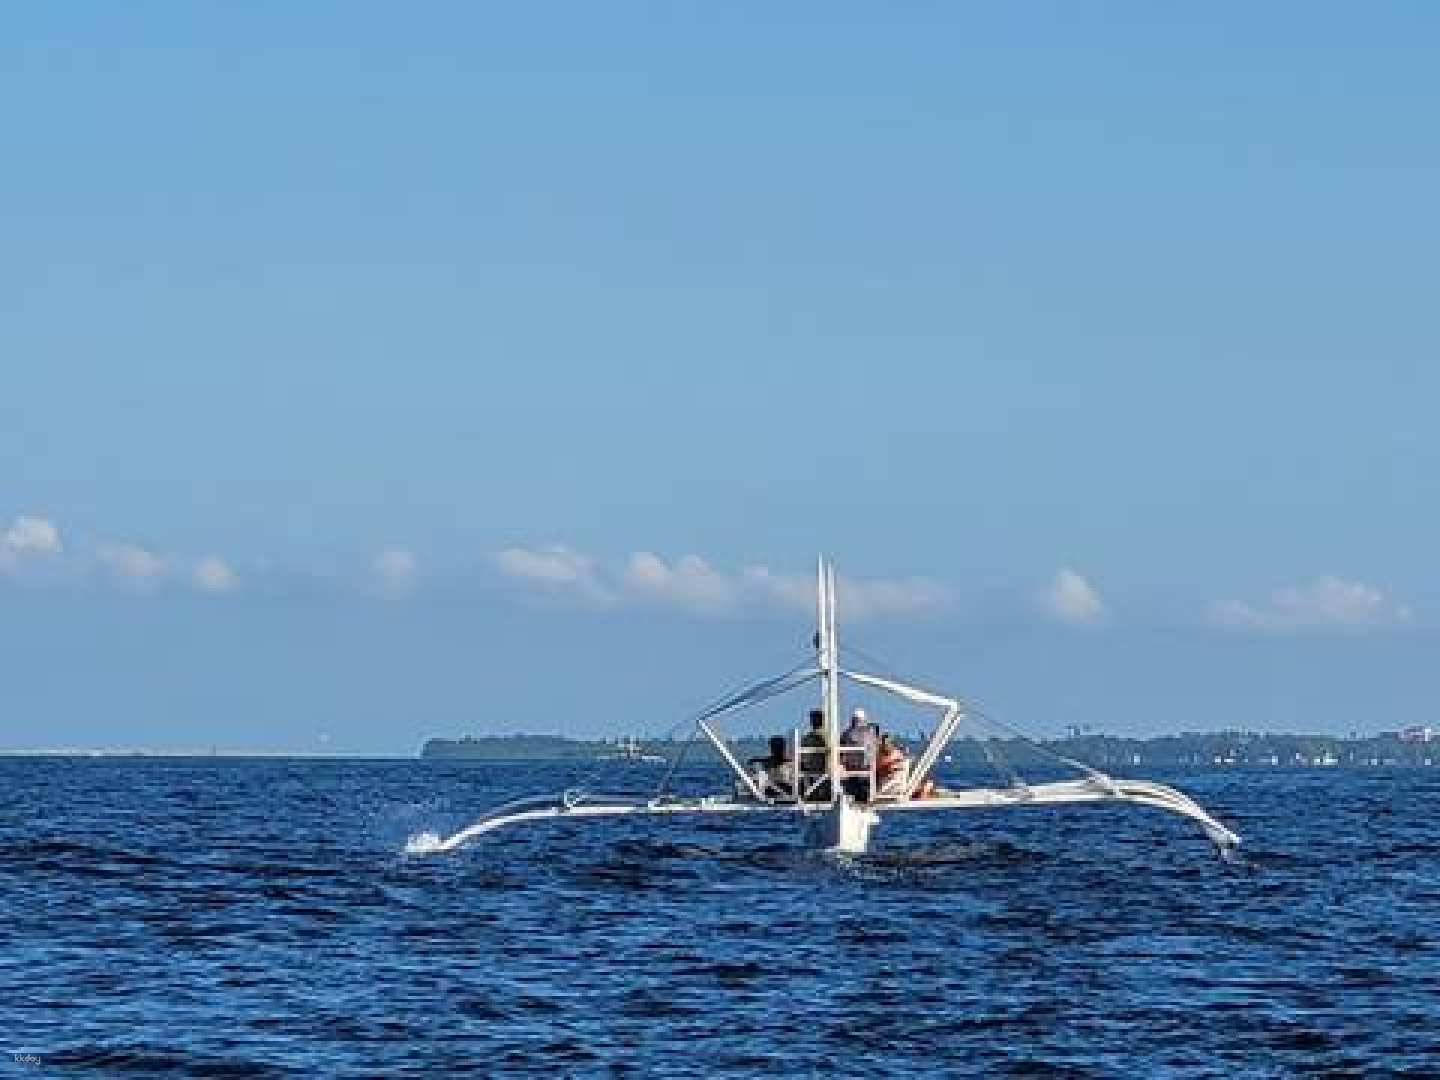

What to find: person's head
left=849, top=707, right=867, bottom=729
left=880, top=733, right=894, bottom=749
left=808, top=709, right=824, bottom=730
left=769, top=735, right=787, bottom=762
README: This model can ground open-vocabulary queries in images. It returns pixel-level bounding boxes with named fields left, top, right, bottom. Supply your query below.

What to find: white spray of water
left=403, top=814, right=514, bottom=855
left=403, top=794, right=574, bottom=855
left=403, top=827, right=476, bottom=855
left=403, top=831, right=446, bottom=856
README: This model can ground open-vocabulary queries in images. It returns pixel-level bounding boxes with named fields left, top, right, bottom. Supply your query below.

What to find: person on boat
left=839, top=708, right=875, bottom=800
left=874, top=732, right=911, bottom=800
left=798, top=708, right=829, bottom=801
left=746, top=735, right=793, bottom=799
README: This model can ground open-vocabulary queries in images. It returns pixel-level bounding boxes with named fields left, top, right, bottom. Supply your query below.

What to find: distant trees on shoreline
left=422, top=728, right=1438, bottom=768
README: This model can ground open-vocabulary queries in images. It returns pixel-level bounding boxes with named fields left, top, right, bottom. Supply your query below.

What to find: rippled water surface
left=3, top=758, right=1438, bottom=1077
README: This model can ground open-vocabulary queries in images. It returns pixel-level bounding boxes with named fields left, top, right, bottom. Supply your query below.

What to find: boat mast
left=818, top=558, right=842, bottom=802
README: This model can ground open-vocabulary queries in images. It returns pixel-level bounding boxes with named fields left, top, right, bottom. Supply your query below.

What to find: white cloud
left=99, top=543, right=167, bottom=586
left=1041, top=568, right=1105, bottom=625
left=1210, top=576, right=1412, bottom=632
left=192, top=555, right=240, bottom=595
left=374, top=548, right=418, bottom=593
left=740, top=565, right=950, bottom=620
left=1, top=515, right=62, bottom=573
left=838, top=576, right=952, bottom=621
left=624, top=551, right=738, bottom=615
left=495, top=545, right=951, bottom=621
left=494, top=544, right=612, bottom=604
left=739, top=565, right=813, bottom=613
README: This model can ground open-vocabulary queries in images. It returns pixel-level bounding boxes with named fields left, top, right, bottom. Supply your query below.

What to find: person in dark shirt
left=840, top=708, right=875, bottom=800
left=746, top=735, right=793, bottom=799
left=799, top=708, right=829, bottom=801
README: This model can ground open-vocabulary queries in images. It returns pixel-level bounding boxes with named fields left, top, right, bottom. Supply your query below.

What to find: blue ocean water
left=2, top=758, right=1437, bottom=1077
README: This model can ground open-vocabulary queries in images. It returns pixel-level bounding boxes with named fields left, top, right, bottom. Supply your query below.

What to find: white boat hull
left=801, top=798, right=878, bottom=854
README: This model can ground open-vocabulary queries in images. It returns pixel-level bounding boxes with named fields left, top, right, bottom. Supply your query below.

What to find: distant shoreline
left=421, top=729, right=1438, bottom=768
left=4, top=727, right=1433, bottom=766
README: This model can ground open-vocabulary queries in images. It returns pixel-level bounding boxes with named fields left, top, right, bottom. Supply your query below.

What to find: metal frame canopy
left=418, top=558, right=1240, bottom=857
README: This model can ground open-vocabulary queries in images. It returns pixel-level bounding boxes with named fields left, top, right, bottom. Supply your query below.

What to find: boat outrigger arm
left=431, top=559, right=1240, bottom=857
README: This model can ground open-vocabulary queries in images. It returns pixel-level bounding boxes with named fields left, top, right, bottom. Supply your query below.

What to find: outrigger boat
left=424, top=560, right=1239, bottom=857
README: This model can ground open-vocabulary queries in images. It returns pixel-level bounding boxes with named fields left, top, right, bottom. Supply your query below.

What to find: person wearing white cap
left=839, top=707, right=875, bottom=800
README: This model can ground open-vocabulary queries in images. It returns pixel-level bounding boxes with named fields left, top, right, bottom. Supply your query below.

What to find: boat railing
left=837, top=747, right=877, bottom=804
left=792, top=727, right=876, bottom=804
left=793, top=728, right=827, bottom=802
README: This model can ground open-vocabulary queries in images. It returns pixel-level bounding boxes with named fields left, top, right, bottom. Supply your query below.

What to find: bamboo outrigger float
left=423, top=560, right=1239, bottom=857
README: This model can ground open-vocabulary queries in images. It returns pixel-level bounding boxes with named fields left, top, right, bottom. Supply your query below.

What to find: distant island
left=422, top=726, right=1438, bottom=768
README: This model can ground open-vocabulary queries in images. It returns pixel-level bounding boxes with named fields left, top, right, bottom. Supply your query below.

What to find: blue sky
left=3, top=4, right=1438, bottom=752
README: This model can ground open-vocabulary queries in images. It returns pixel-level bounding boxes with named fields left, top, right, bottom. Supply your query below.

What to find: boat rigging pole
left=818, top=558, right=841, bottom=801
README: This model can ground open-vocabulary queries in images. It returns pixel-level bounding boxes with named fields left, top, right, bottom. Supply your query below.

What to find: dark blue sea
left=3, top=758, right=1437, bottom=1077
